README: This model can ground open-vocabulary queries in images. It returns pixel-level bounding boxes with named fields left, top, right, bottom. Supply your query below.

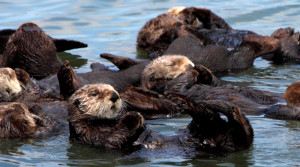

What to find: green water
left=1, top=0, right=300, bottom=166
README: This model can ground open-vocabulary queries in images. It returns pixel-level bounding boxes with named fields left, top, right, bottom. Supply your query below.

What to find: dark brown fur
left=177, top=7, right=232, bottom=30
left=164, top=33, right=280, bottom=75
left=2, top=22, right=61, bottom=79
left=58, top=65, right=253, bottom=152
left=0, top=102, right=66, bottom=138
left=38, top=53, right=149, bottom=98
left=0, top=28, right=87, bottom=54
left=57, top=61, right=82, bottom=99
left=68, top=99, right=145, bottom=149
left=284, top=81, right=300, bottom=107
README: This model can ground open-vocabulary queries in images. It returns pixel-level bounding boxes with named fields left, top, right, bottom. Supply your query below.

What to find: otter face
left=137, top=14, right=180, bottom=48
left=0, top=68, right=22, bottom=102
left=166, top=7, right=203, bottom=29
left=142, top=55, right=194, bottom=86
left=0, top=102, right=36, bottom=138
left=70, top=84, right=123, bottom=119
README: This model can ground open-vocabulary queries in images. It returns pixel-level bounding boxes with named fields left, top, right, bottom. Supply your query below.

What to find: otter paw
left=119, top=112, right=145, bottom=131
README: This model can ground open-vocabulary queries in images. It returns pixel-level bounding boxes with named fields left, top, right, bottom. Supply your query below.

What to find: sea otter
left=264, top=27, right=300, bottom=63
left=0, top=24, right=87, bottom=54
left=137, top=6, right=232, bottom=52
left=0, top=22, right=87, bottom=79
left=131, top=55, right=284, bottom=115
left=67, top=83, right=253, bottom=152
left=0, top=66, right=70, bottom=138
left=137, top=7, right=282, bottom=75
left=264, top=81, right=300, bottom=120
left=54, top=63, right=254, bottom=152
left=163, top=32, right=280, bottom=75
left=141, top=55, right=195, bottom=91
left=0, top=102, right=66, bottom=138
left=67, top=83, right=146, bottom=149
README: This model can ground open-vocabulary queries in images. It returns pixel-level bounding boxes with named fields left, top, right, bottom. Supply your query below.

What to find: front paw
left=119, top=112, right=145, bottom=131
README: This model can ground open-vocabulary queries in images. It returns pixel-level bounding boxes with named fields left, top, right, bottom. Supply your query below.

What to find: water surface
left=1, top=0, right=300, bottom=166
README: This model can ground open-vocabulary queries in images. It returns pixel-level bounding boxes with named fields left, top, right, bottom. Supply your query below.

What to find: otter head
left=0, top=68, right=22, bottom=102
left=5, top=22, right=60, bottom=79
left=0, top=102, right=36, bottom=138
left=284, top=81, right=300, bottom=107
left=69, top=84, right=123, bottom=119
left=137, top=14, right=183, bottom=49
left=142, top=55, right=194, bottom=91
left=166, top=6, right=203, bottom=29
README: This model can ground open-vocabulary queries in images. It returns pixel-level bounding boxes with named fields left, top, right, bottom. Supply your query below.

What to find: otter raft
left=0, top=1, right=300, bottom=166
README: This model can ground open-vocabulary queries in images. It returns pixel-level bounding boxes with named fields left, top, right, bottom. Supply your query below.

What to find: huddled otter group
left=0, top=6, right=300, bottom=157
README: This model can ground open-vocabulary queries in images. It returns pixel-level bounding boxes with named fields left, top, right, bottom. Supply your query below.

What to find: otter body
left=0, top=22, right=87, bottom=79
left=66, top=83, right=253, bottom=152
left=137, top=6, right=300, bottom=75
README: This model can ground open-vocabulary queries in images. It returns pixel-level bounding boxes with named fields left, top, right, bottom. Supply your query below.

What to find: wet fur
left=2, top=22, right=62, bottom=79
left=68, top=84, right=145, bottom=148
left=142, top=55, right=194, bottom=91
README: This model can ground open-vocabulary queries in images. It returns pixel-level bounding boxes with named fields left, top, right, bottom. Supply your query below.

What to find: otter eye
left=74, top=99, right=80, bottom=105
left=89, top=91, right=99, bottom=97
left=6, top=88, right=11, bottom=94
left=141, top=35, right=146, bottom=41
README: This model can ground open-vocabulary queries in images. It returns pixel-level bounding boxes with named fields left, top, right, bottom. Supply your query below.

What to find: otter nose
left=110, top=92, right=119, bottom=103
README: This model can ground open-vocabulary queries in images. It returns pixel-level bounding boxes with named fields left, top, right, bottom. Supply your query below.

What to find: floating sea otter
left=125, top=55, right=283, bottom=116
left=0, top=67, right=69, bottom=138
left=67, top=83, right=253, bottom=152
left=0, top=62, right=254, bottom=153
left=137, top=7, right=300, bottom=75
left=265, top=81, right=300, bottom=120
left=67, top=83, right=146, bottom=148
left=0, top=22, right=87, bottom=79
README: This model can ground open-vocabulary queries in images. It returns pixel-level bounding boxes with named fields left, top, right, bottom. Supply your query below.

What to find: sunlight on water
left=1, top=0, right=300, bottom=166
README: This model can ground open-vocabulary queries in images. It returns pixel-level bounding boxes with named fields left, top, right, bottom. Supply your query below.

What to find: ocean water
left=0, top=0, right=300, bottom=166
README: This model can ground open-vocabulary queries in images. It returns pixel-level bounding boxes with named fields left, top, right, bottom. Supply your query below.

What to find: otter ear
left=14, top=68, right=31, bottom=87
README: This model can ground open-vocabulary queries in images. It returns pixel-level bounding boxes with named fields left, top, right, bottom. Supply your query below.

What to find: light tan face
left=0, top=68, right=22, bottom=102
left=70, top=84, right=123, bottom=119
left=142, top=55, right=194, bottom=82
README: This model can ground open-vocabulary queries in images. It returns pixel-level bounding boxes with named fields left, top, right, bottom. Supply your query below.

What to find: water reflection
left=57, top=52, right=88, bottom=69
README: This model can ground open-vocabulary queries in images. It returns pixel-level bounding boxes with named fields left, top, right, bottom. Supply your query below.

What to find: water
left=1, top=0, right=300, bottom=166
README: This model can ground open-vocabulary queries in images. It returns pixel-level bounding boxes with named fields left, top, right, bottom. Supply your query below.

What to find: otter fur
left=67, top=83, right=254, bottom=152
left=1, top=22, right=61, bottom=79
left=0, top=102, right=64, bottom=138
left=0, top=68, right=22, bottom=102
left=137, top=6, right=296, bottom=73
left=141, top=55, right=194, bottom=91
left=68, top=83, right=146, bottom=148
left=265, top=81, right=300, bottom=120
